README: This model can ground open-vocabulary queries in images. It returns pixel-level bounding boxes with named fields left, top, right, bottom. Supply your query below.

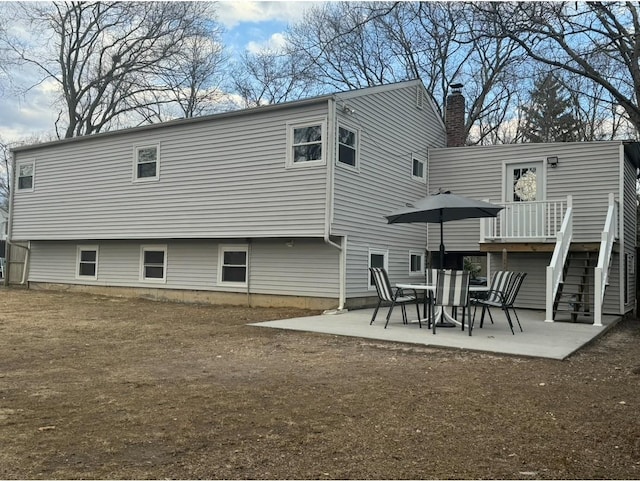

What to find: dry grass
left=0, top=288, right=639, bottom=479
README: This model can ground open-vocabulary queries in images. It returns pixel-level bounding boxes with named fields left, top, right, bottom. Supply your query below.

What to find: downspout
left=6, top=150, right=31, bottom=286
left=324, top=96, right=346, bottom=312
left=246, top=238, right=252, bottom=307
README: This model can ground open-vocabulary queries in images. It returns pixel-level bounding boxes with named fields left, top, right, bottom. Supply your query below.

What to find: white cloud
left=0, top=79, right=59, bottom=143
left=216, top=1, right=318, bottom=28
left=246, top=32, right=287, bottom=53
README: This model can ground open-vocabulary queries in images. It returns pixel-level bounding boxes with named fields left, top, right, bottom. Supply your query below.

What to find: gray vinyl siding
left=488, top=251, right=620, bottom=314
left=27, top=238, right=339, bottom=298
left=488, top=252, right=550, bottom=309
left=332, top=83, right=446, bottom=298
left=429, top=142, right=624, bottom=251
left=12, top=102, right=330, bottom=241
left=622, top=152, right=637, bottom=310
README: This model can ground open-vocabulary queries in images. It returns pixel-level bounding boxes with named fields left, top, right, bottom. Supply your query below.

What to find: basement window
left=218, top=245, right=248, bottom=287
left=368, top=248, right=388, bottom=290
left=140, top=245, right=167, bottom=282
left=409, top=251, right=424, bottom=277
left=411, top=154, right=426, bottom=183
left=76, top=245, right=98, bottom=279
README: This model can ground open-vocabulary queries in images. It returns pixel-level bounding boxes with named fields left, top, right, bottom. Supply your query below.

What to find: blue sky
left=0, top=1, right=319, bottom=143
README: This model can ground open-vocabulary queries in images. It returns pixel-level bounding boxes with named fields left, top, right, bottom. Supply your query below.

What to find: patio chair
left=433, top=269, right=470, bottom=335
left=471, top=270, right=515, bottom=326
left=473, top=271, right=526, bottom=335
left=369, top=267, right=421, bottom=329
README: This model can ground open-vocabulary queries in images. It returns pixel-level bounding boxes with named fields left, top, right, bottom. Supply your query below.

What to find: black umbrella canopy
left=386, top=192, right=504, bottom=270
left=385, top=192, right=503, bottom=224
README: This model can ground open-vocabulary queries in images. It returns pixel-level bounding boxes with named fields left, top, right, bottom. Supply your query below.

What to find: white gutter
left=324, top=97, right=346, bottom=312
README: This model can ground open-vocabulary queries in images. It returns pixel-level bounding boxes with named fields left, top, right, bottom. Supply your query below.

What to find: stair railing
left=545, top=195, right=573, bottom=322
left=594, top=193, right=618, bottom=327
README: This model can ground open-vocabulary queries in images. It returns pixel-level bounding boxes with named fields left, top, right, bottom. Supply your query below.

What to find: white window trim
left=76, top=245, right=99, bottom=280
left=218, top=244, right=249, bottom=287
left=368, top=248, right=389, bottom=291
left=409, top=250, right=424, bottom=277
left=16, top=159, right=35, bottom=192
left=285, top=117, right=327, bottom=168
left=133, top=143, right=160, bottom=183
left=139, top=244, right=167, bottom=283
left=411, top=153, right=426, bottom=183
left=336, top=122, right=360, bottom=171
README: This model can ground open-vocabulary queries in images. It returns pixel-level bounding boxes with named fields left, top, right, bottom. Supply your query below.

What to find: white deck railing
left=481, top=198, right=568, bottom=241
left=594, top=194, right=618, bottom=327
left=545, top=196, right=573, bottom=322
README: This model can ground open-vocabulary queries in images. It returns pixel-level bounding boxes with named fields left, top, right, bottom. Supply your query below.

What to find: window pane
left=371, top=254, right=385, bottom=268
left=19, top=164, right=33, bottom=177
left=293, top=144, right=322, bottom=162
left=223, top=251, right=247, bottom=265
left=18, top=176, right=33, bottom=189
left=338, top=127, right=355, bottom=147
left=413, top=159, right=424, bottom=178
left=222, top=266, right=246, bottom=282
left=138, top=147, right=157, bottom=163
left=79, top=263, right=96, bottom=277
left=513, top=168, right=537, bottom=201
left=293, top=125, right=322, bottom=144
left=144, top=250, right=165, bottom=264
left=411, top=254, right=422, bottom=272
left=339, top=145, right=356, bottom=166
left=138, top=162, right=156, bottom=178
left=145, top=266, right=164, bottom=278
left=80, top=250, right=96, bottom=262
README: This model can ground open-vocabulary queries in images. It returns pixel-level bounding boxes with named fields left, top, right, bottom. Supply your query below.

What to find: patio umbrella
left=385, top=192, right=504, bottom=269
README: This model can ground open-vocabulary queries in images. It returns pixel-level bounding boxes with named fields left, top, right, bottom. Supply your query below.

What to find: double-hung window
left=134, top=144, right=160, bottom=181
left=411, top=154, right=426, bottom=183
left=409, top=251, right=424, bottom=277
left=337, top=125, right=358, bottom=168
left=368, top=248, right=388, bottom=289
left=286, top=119, right=326, bottom=167
left=76, top=245, right=99, bottom=280
left=17, top=160, right=35, bottom=191
left=140, top=245, right=167, bottom=282
left=218, top=245, right=248, bottom=287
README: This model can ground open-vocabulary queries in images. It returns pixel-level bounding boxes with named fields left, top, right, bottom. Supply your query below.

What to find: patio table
left=396, top=283, right=489, bottom=327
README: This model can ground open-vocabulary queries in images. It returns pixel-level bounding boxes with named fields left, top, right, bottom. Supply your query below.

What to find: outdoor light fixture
left=547, top=156, right=559, bottom=168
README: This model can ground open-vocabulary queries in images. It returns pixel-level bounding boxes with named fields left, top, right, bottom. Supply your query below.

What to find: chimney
left=445, top=83, right=466, bottom=147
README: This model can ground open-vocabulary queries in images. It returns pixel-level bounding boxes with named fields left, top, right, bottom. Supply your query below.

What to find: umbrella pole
left=437, top=212, right=456, bottom=328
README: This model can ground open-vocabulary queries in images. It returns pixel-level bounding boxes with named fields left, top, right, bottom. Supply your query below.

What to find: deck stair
left=553, top=246, right=598, bottom=322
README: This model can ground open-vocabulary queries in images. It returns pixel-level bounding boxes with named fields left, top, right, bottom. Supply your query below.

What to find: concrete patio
left=251, top=306, right=621, bottom=360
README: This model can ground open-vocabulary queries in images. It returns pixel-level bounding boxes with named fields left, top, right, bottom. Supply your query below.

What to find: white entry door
left=505, top=162, right=545, bottom=237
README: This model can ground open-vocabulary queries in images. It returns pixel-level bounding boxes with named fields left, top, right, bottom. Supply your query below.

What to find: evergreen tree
left=521, top=72, right=580, bottom=142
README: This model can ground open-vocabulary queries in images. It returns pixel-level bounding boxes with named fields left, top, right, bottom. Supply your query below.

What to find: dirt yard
left=0, top=288, right=639, bottom=479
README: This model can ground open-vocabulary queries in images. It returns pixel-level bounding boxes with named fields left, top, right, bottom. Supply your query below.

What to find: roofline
left=11, top=79, right=429, bottom=154
left=10, top=79, right=424, bottom=152
left=11, top=94, right=333, bottom=153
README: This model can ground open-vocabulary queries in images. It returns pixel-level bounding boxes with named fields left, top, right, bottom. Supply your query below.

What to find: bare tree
left=477, top=1, right=640, bottom=137
left=158, top=24, right=227, bottom=118
left=230, top=48, right=319, bottom=107
left=0, top=140, right=10, bottom=211
left=285, top=2, right=525, bottom=144
left=3, top=2, right=222, bottom=138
